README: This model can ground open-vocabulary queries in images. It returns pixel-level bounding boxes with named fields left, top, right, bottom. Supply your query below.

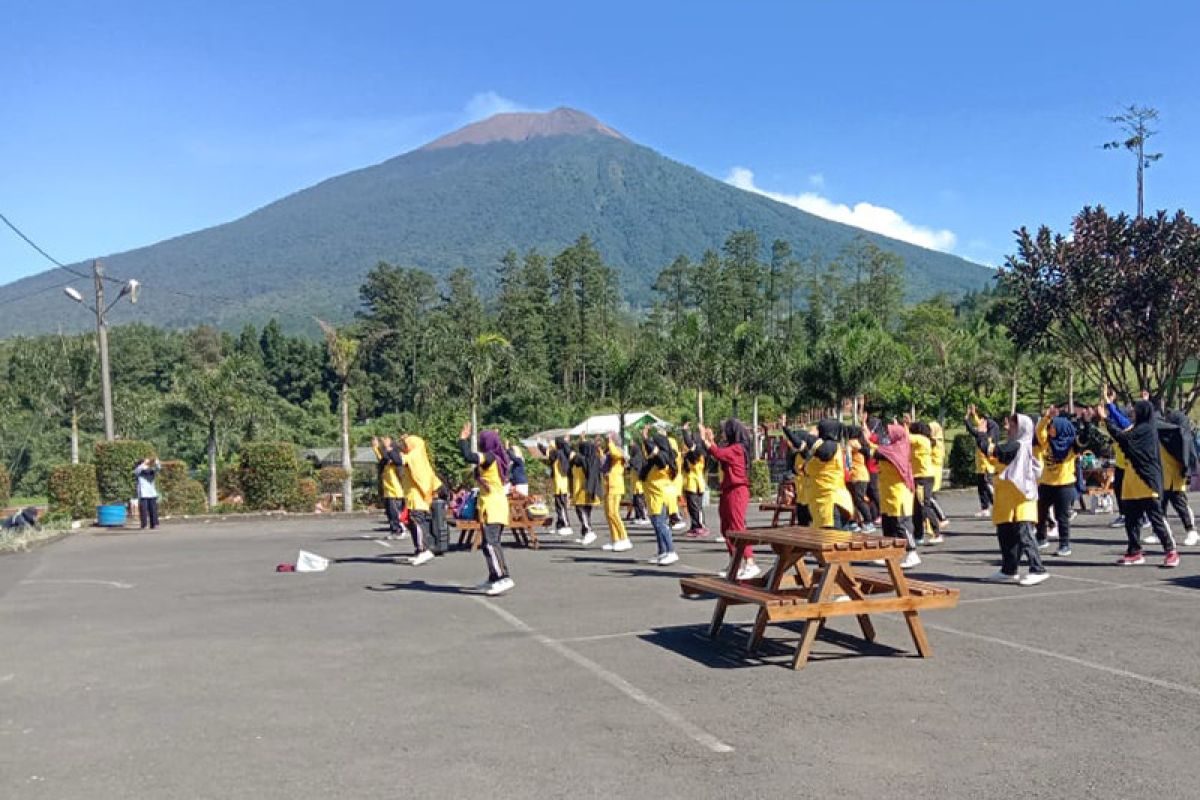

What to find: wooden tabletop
left=727, top=526, right=908, bottom=553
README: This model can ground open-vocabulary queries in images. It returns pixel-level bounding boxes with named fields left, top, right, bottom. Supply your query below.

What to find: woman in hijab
left=507, top=442, right=529, bottom=497
left=680, top=423, right=709, bottom=538
left=845, top=423, right=877, bottom=533
left=970, top=406, right=1049, bottom=585
left=908, top=421, right=945, bottom=544
left=459, top=424, right=515, bottom=595
left=1099, top=391, right=1179, bottom=567
left=626, top=440, right=650, bottom=526
left=639, top=428, right=680, bottom=566
left=862, top=421, right=920, bottom=568
left=1034, top=407, right=1081, bottom=556
left=806, top=418, right=855, bottom=530
left=779, top=415, right=815, bottom=527
left=539, top=436, right=574, bottom=537
left=966, top=407, right=998, bottom=518
left=927, top=421, right=951, bottom=528
left=399, top=434, right=444, bottom=566
left=570, top=438, right=604, bottom=546
left=666, top=431, right=687, bottom=532
left=700, top=418, right=759, bottom=580
left=600, top=432, right=632, bottom=552
left=1158, top=408, right=1198, bottom=546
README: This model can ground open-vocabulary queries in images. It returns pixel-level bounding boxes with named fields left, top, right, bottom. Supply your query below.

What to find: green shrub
left=0, top=464, right=10, bottom=506
left=94, top=440, right=155, bottom=503
left=948, top=433, right=977, bottom=488
left=287, top=478, right=319, bottom=513
left=750, top=460, right=772, bottom=501
left=48, top=464, right=99, bottom=519
left=318, top=466, right=349, bottom=494
left=239, top=442, right=300, bottom=511
left=164, top=479, right=207, bottom=516
left=217, top=465, right=242, bottom=499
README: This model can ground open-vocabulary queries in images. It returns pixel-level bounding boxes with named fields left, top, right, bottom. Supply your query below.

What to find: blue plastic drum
left=96, top=504, right=127, bottom=527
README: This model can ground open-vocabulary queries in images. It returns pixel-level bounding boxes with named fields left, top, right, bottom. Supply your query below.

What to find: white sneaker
left=1142, top=530, right=1159, bottom=544
left=473, top=579, right=496, bottom=591
left=612, top=539, right=633, bottom=552
left=556, top=527, right=574, bottom=536
left=861, top=523, right=877, bottom=533
left=924, top=534, right=945, bottom=545
left=986, top=570, right=1020, bottom=584
left=1019, top=572, right=1050, bottom=587
left=973, top=509, right=991, bottom=518
left=646, top=555, right=663, bottom=565
left=1185, top=530, right=1200, bottom=546
left=657, top=552, right=680, bottom=566
left=712, top=535, right=725, bottom=544
left=737, top=563, right=762, bottom=581
left=485, top=577, right=515, bottom=596
left=1037, top=540, right=1051, bottom=551
left=409, top=550, right=434, bottom=566
left=900, top=551, right=921, bottom=569
left=580, top=531, right=597, bottom=546
left=671, top=521, right=687, bottom=531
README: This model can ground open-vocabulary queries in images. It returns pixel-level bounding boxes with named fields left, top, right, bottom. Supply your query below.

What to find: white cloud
left=808, top=172, right=825, bottom=189
left=463, top=91, right=528, bottom=121
left=726, top=167, right=957, bottom=252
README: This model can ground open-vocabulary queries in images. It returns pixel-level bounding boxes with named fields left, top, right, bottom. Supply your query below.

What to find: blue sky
left=3, top=0, right=1198, bottom=284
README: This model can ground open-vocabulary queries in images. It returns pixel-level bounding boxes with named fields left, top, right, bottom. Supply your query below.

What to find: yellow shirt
left=550, top=450, right=571, bottom=495
left=572, top=463, right=598, bottom=506
left=477, top=460, right=509, bottom=526
left=930, top=424, right=946, bottom=491
left=910, top=434, right=935, bottom=479
left=981, top=444, right=1037, bottom=524
left=848, top=440, right=869, bottom=483
left=399, top=437, right=440, bottom=512
left=808, top=443, right=854, bottom=529
left=968, top=413, right=995, bottom=475
left=1121, top=462, right=1158, bottom=500
left=643, top=464, right=674, bottom=515
left=792, top=452, right=811, bottom=508
left=605, top=441, right=626, bottom=496
left=1162, top=447, right=1186, bottom=493
left=683, top=451, right=706, bottom=494
left=372, top=444, right=403, bottom=500
left=1035, top=417, right=1078, bottom=487
left=878, top=459, right=913, bottom=518
left=668, top=436, right=685, bottom=498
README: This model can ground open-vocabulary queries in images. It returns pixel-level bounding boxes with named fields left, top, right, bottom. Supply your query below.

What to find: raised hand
left=459, top=421, right=472, bottom=440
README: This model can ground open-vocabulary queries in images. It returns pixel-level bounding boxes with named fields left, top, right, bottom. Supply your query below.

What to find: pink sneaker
left=1117, top=552, right=1146, bottom=566
left=1163, top=551, right=1181, bottom=569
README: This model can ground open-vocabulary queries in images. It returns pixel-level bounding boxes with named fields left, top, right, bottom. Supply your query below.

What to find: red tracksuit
left=708, top=443, right=752, bottom=561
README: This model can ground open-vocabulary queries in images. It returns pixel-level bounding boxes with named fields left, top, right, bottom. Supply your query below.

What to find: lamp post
left=63, top=259, right=139, bottom=441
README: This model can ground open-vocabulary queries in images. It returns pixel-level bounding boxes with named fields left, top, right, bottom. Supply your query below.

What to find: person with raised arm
left=569, top=437, right=603, bottom=546
left=459, top=423, right=515, bottom=595
left=1033, top=405, right=1081, bottom=556
left=680, top=422, right=709, bottom=538
left=700, top=419, right=760, bottom=580
left=639, top=427, right=680, bottom=566
left=600, top=431, right=632, bottom=552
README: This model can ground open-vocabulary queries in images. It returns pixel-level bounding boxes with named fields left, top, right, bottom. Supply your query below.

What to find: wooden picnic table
left=680, top=526, right=959, bottom=669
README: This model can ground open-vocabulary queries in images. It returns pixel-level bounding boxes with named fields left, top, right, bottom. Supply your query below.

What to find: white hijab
left=1001, top=414, right=1043, bottom=501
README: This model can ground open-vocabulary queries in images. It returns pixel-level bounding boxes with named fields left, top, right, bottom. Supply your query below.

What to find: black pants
left=575, top=504, right=593, bottom=534
left=866, top=473, right=881, bottom=521
left=794, top=503, right=813, bottom=527
left=384, top=497, right=404, bottom=533
left=976, top=473, right=994, bottom=510
left=554, top=494, right=570, bottom=529
left=629, top=494, right=647, bottom=521
left=481, top=522, right=509, bottom=582
left=138, top=497, right=159, bottom=529
left=429, top=499, right=449, bottom=554
left=850, top=481, right=874, bottom=523
left=1036, top=483, right=1076, bottom=546
left=684, top=491, right=705, bottom=531
left=1161, top=491, right=1195, bottom=532
left=407, top=509, right=431, bottom=554
left=912, top=477, right=938, bottom=537
left=997, top=521, right=1044, bottom=576
left=1124, top=497, right=1175, bottom=554
left=882, top=514, right=916, bottom=551
left=1113, top=468, right=1127, bottom=516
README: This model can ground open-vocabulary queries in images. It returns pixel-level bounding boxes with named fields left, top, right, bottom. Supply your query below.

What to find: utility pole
left=64, top=259, right=139, bottom=442
left=94, top=260, right=115, bottom=440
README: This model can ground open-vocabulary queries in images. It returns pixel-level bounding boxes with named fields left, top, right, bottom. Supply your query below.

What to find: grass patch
left=0, top=518, right=75, bottom=554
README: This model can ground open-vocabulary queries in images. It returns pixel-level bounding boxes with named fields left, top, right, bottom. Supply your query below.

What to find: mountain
left=0, top=107, right=993, bottom=336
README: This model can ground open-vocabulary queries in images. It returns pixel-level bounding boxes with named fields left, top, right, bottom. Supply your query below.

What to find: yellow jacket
left=400, top=435, right=441, bottom=512
left=1035, top=416, right=1078, bottom=487
left=373, top=443, right=403, bottom=500
left=910, top=434, right=935, bottom=479
left=808, top=443, right=853, bottom=529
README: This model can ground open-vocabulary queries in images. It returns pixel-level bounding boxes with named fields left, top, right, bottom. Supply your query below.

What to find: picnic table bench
left=680, top=526, right=959, bottom=669
left=758, top=480, right=796, bottom=527
left=450, top=494, right=551, bottom=551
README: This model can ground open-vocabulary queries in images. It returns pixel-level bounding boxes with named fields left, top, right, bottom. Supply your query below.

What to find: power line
left=0, top=211, right=92, bottom=281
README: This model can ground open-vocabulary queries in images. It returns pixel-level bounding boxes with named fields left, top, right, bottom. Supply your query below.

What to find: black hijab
left=722, top=418, right=752, bottom=473
left=552, top=436, right=572, bottom=476
left=814, top=418, right=842, bottom=462
left=651, top=431, right=678, bottom=479
left=1121, top=400, right=1164, bottom=495
left=628, top=440, right=645, bottom=472
left=575, top=440, right=604, bottom=499
left=1160, top=410, right=1198, bottom=476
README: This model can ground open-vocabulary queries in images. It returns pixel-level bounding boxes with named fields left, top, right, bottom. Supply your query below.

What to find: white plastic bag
left=296, top=550, right=329, bottom=572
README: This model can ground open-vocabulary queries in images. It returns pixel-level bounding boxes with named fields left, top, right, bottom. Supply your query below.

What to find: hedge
left=239, top=442, right=300, bottom=511
left=318, top=466, right=349, bottom=494
left=48, top=464, right=99, bottom=519
left=750, top=460, right=772, bottom=501
left=94, top=440, right=156, bottom=503
left=948, top=433, right=977, bottom=488
left=287, top=478, right=319, bottom=513
left=0, top=464, right=10, bottom=506
left=158, top=461, right=207, bottom=516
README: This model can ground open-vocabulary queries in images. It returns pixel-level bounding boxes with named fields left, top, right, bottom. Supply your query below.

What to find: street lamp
left=63, top=260, right=139, bottom=441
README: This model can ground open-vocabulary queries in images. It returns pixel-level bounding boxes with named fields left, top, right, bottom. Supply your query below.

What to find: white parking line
left=19, top=579, right=133, bottom=589
left=553, top=629, right=657, bottom=644
left=473, top=597, right=734, bottom=753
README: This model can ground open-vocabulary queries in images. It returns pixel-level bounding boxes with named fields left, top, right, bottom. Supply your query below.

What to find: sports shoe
left=1163, top=551, right=1181, bottom=569
left=924, top=534, right=945, bottom=545
left=1036, top=540, right=1051, bottom=551
left=646, top=555, right=663, bottom=565
left=712, top=535, right=725, bottom=544
left=612, top=539, right=633, bottom=552
left=556, top=527, right=574, bottom=536
left=1109, top=515, right=1126, bottom=528
left=1068, top=509, right=1079, bottom=520
left=1019, top=572, right=1050, bottom=587
left=1055, top=546, right=1072, bottom=557
left=1142, top=528, right=1160, bottom=544
left=986, top=570, right=1021, bottom=584
left=847, top=522, right=861, bottom=533
left=671, top=521, right=687, bottom=531
left=485, top=577, right=515, bottom=596
left=601, top=543, right=615, bottom=551
left=861, top=523, right=877, bottom=533
left=685, top=528, right=705, bottom=538
left=973, top=509, right=991, bottom=518
left=1186, top=530, right=1200, bottom=546
left=1142, top=518, right=1152, bottom=529
left=386, top=532, right=407, bottom=541
left=900, top=551, right=921, bottom=569
left=939, top=518, right=951, bottom=531
left=737, top=563, right=762, bottom=581
left=1116, top=552, right=1146, bottom=566
left=657, top=552, right=680, bottom=566
left=579, top=531, right=597, bottom=546
left=473, top=579, right=496, bottom=591
left=409, top=550, right=434, bottom=566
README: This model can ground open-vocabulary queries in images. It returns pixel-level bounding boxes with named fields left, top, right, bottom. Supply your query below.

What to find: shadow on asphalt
left=639, top=622, right=911, bottom=669
left=1163, top=574, right=1200, bottom=590
left=364, top=580, right=468, bottom=595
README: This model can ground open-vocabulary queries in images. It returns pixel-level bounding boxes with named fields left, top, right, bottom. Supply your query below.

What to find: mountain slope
left=0, top=108, right=993, bottom=336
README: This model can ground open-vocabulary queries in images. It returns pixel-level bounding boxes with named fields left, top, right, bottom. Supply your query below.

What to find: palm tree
left=318, top=319, right=360, bottom=512
left=462, top=333, right=511, bottom=447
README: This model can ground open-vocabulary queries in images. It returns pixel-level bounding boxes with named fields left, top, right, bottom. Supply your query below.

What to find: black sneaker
left=1055, top=546, right=1072, bottom=556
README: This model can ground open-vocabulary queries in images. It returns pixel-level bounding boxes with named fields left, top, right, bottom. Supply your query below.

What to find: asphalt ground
left=3, top=491, right=1200, bottom=799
